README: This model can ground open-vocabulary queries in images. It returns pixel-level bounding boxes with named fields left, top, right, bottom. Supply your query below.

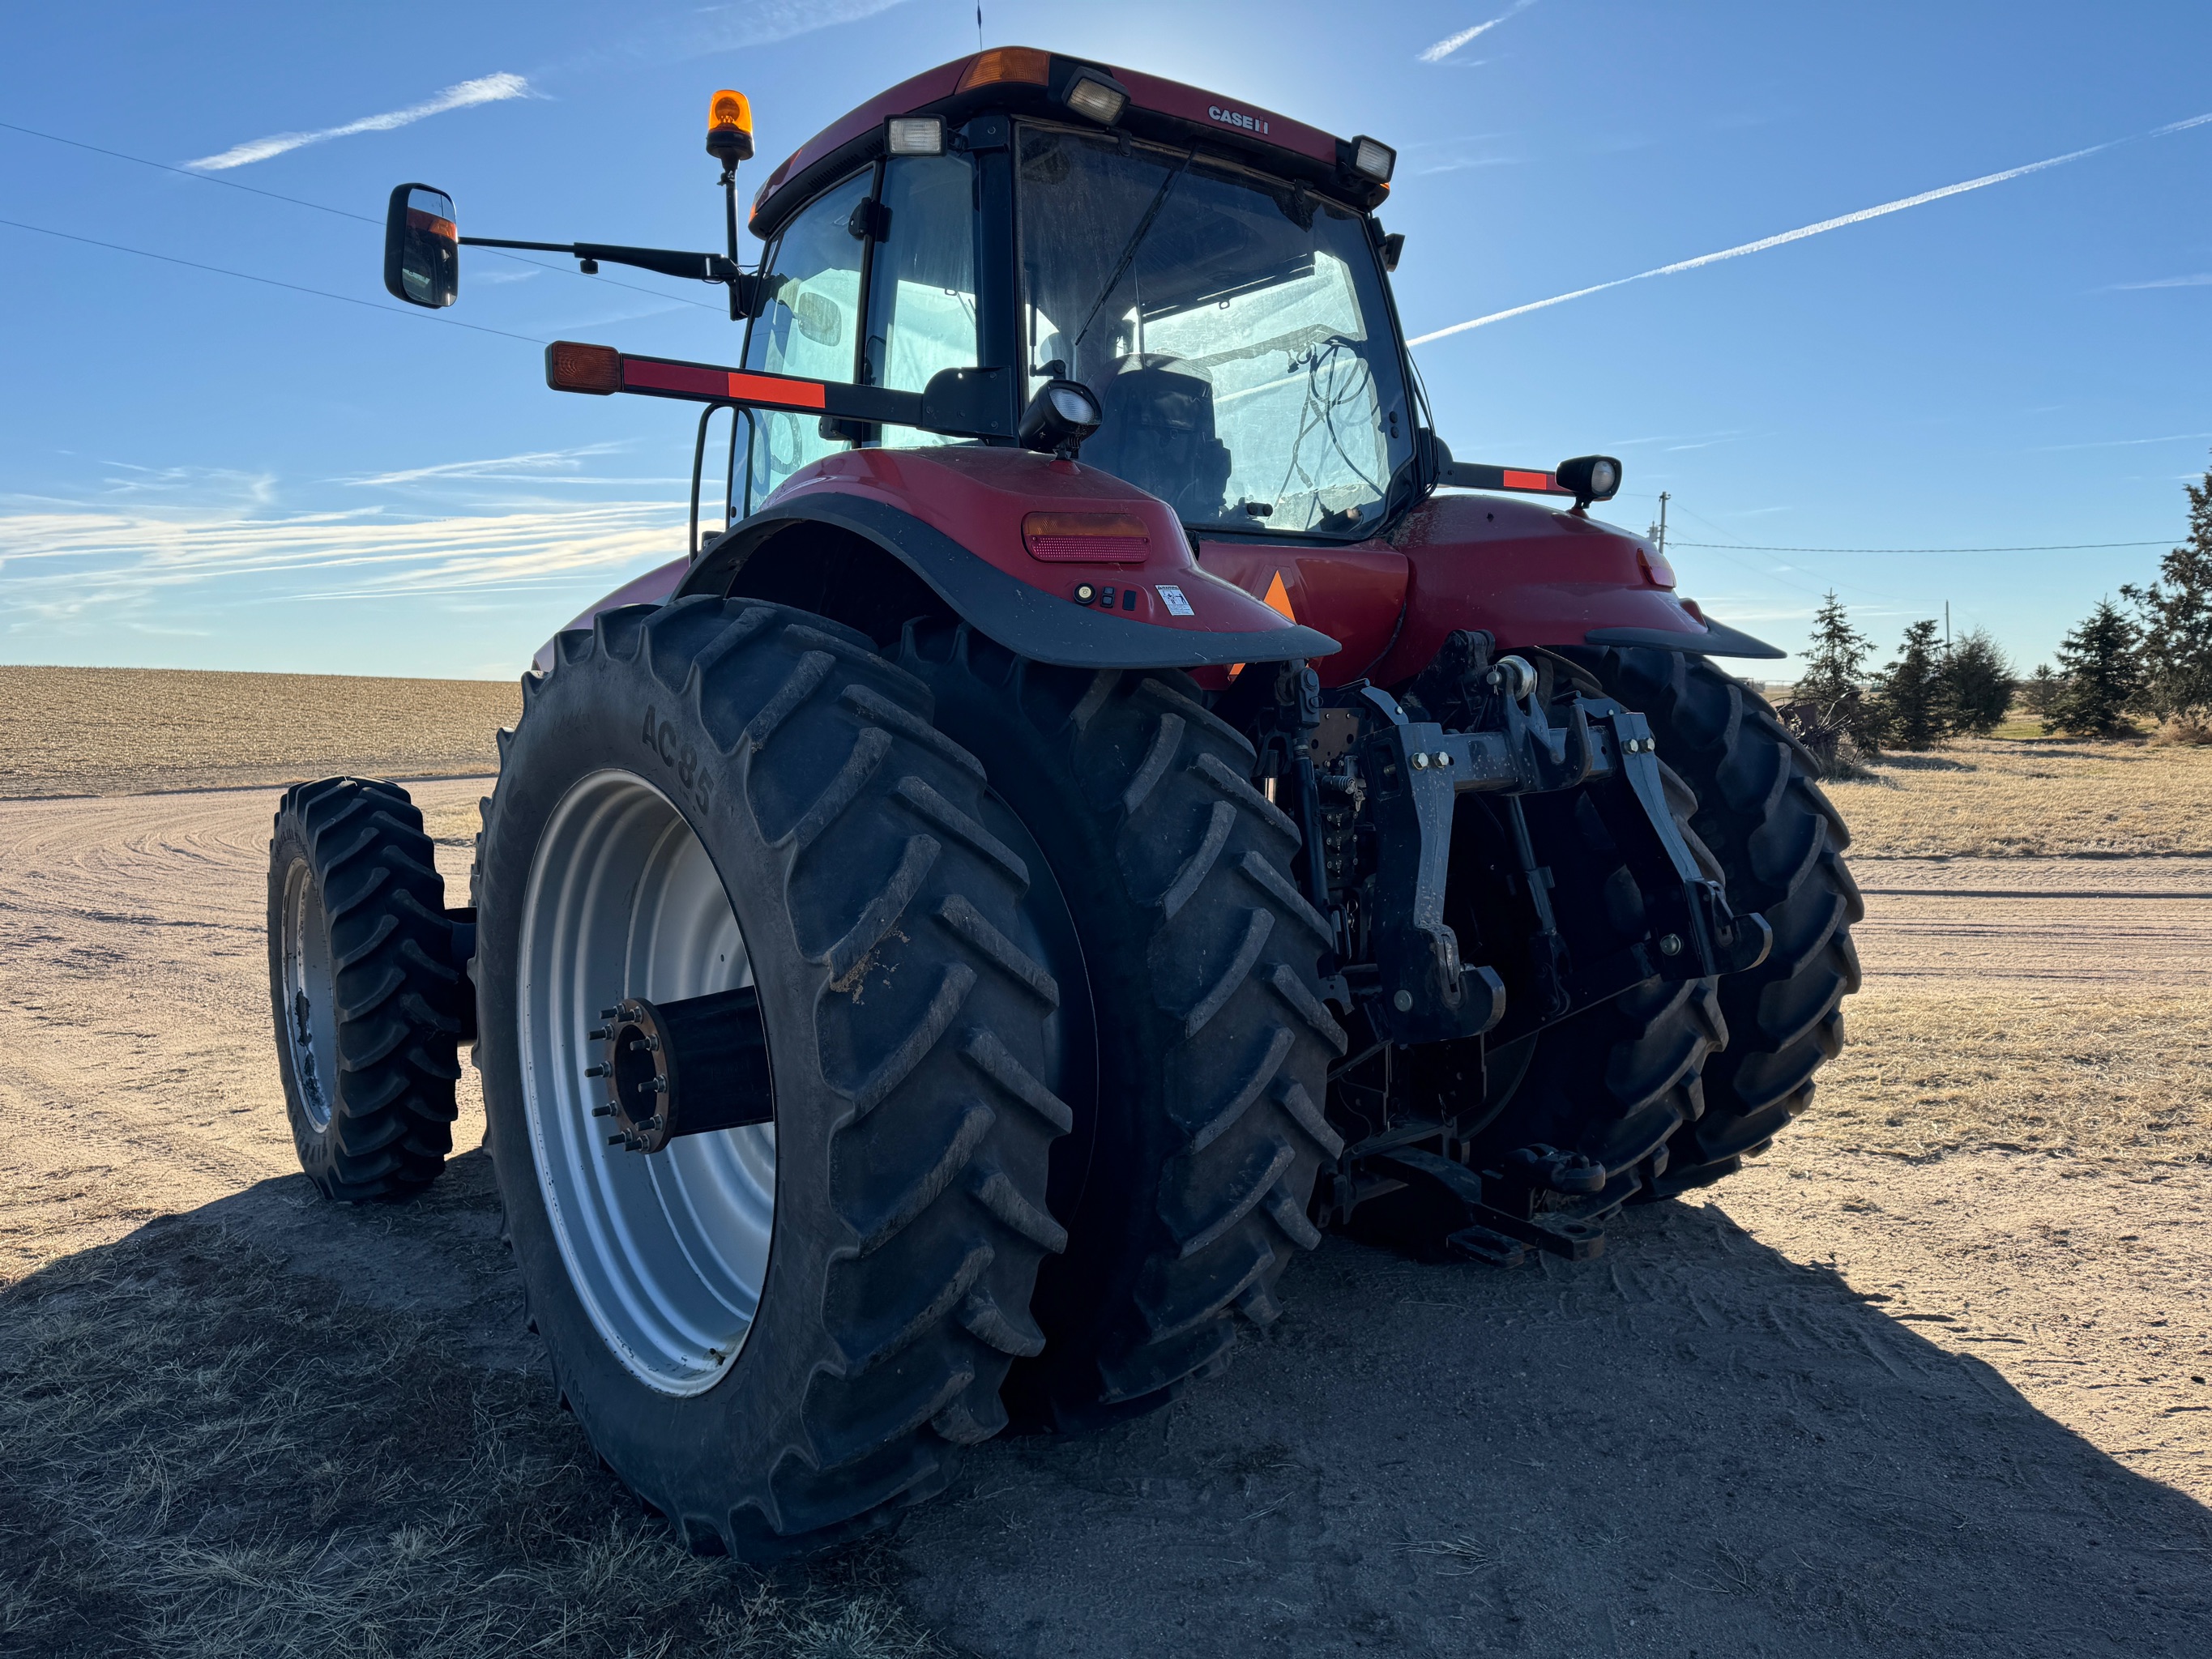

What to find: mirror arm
left=459, top=237, right=759, bottom=313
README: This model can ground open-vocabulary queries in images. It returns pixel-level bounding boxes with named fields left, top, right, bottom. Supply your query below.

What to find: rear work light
left=1350, top=136, right=1395, bottom=182
left=958, top=46, right=1050, bottom=90
left=1062, top=69, right=1127, bottom=126
left=886, top=116, right=944, bottom=156
left=1022, top=511, right=1151, bottom=563
left=545, top=340, right=622, bottom=394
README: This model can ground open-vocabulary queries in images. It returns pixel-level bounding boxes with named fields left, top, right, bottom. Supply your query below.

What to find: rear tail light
left=1022, top=511, right=1151, bottom=563
left=545, top=340, right=623, bottom=394
left=958, top=47, right=1050, bottom=90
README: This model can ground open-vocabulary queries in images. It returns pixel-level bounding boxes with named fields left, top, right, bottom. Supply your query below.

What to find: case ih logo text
left=1206, top=104, right=1270, bottom=136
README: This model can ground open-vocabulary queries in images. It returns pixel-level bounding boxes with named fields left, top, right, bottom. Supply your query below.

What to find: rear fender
left=541, top=446, right=1337, bottom=672
left=1369, top=493, right=1780, bottom=681
left=1194, top=493, right=1779, bottom=690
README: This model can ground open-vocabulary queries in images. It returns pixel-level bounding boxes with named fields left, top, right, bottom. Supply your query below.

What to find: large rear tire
left=473, top=598, right=1074, bottom=1557
left=1574, top=647, right=1863, bottom=1190
left=267, top=778, right=465, bottom=1200
left=899, top=623, right=1343, bottom=1432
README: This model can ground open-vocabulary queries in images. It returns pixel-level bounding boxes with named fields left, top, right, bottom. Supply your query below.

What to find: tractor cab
left=740, top=75, right=1415, bottom=539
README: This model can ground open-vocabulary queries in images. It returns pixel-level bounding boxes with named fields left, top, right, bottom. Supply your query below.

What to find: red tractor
left=270, top=49, right=1859, bottom=1558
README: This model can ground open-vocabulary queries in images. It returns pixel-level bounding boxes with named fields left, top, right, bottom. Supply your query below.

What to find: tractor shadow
left=6, top=1156, right=2210, bottom=1657
left=897, top=1199, right=2212, bottom=1659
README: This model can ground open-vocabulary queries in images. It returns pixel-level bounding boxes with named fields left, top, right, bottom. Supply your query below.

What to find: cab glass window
left=1016, top=125, right=1412, bottom=536
left=864, top=153, right=980, bottom=452
left=743, top=169, right=872, bottom=504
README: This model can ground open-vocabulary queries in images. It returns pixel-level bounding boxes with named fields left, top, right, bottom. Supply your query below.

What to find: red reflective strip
left=621, top=358, right=728, bottom=399
left=1502, top=468, right=1558, bottom=492
left=617, top=358, right=831, bottom=410
left=728, top=370, right=826, bottom=408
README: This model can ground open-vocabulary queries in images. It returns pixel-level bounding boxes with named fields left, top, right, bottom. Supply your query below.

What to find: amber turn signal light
left=1023, top=511, right=1151, bottom=564
left=545, top=341, right=623, bottom=395
left=958, top=46, right=1050, bottom=91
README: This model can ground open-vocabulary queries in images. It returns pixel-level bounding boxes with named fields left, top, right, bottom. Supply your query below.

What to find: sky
left=2, top=0, right=2208, bottom=680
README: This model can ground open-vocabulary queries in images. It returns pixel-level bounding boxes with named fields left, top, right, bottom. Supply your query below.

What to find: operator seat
left=1082, top=355, right=1232, bottom=524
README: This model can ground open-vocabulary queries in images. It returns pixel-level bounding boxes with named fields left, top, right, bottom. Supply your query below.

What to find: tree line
left=1782, top=453, right=2212, bottom=762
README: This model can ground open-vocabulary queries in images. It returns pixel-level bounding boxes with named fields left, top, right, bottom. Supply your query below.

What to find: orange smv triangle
left=1230, top=571, right=1297, bottom=680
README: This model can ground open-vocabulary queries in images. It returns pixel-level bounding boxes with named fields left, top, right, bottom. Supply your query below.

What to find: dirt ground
left=0, top=666, right=518, bottom=800
left=0, top=686, right=2206, bottom=1657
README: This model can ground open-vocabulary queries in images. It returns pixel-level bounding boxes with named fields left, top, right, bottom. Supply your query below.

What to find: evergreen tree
left=2121, top=451, right=2212, bottom=719
left=2022, top=663, right=2062, bottom=718
left=1938, top=626, right=2016, bottom=736
left=2044, top=600, right=2144, bottom=738
left=1874, top=619, right=1946, bottom=749
left=1791, top=591, right=1885, bottom=753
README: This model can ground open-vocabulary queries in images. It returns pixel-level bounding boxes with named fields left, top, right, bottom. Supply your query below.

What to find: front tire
left=474, top=598, right=1074, bottom=1558
left=267, top=777, right=465, bottom=1200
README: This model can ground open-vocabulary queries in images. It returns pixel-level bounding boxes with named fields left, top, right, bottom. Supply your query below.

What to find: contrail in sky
left=1420, top=1, right=1539, bottom=63
left=1409, top=110, right=2212, bottom=345
left=186, top=74, right=532, bottom=170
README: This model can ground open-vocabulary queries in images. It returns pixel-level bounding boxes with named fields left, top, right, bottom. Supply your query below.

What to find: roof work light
left=886, top=116, right=946, bottom=156
left=1061, top=68, right=1128, bottom=126
left=1349, top=136, right=1395, bottom=182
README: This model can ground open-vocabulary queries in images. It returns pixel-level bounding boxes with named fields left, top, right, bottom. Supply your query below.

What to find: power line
left=0, top=117, right=726, bottom=313
left=0, top=215, right=548, bottom=344
left=1669, top=539, right=2170, bottom=553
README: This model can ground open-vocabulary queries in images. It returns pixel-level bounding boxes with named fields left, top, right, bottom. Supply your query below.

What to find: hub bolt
left=1393, top=989, right=1414, bottom=1011
left=1658, top=933, right=1683, bottom=957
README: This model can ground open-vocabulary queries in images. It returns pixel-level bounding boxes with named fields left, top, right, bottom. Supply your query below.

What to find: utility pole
left=1945, top=601, right=1950, bottom=647
left=1656, top=491, right=1669, bottom=559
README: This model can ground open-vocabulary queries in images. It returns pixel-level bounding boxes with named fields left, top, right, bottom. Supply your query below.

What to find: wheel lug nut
left=592, top=1105, right=613, bottom=1118
left=584, top=1064, right=606, bottom=1078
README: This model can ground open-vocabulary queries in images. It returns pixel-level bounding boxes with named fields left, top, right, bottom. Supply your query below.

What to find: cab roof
left=749, top=46, right=1389, bottom=239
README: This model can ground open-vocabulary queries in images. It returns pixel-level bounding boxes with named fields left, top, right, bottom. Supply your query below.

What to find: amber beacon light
left=707, top=89, right=754, bottom=164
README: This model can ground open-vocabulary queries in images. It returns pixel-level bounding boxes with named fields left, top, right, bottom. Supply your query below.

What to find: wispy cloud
left=1411, top=110, right=2212, bottom=345
left=342, top=445, right=632, bottom=488
left=0, top=504, right=683, bottom=631
left=1420, top=1, right=1539, bottom=63
left=686, top=0, right=913, bottom=53
left=186, top=73, right=533, bottom=171
left=2031, top=431, right=2212, bottom=452
left=2107, top=273, right=2212, bottom=289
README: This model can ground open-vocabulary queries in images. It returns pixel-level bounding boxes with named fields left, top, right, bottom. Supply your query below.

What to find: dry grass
left=1808, top=989, right=2212, bottom=1164
left=0, top=667, right=515, bottom=800
left=1825, top=735, right=2212, bottom=858
left=0, top=1222, right=941, bottom=1659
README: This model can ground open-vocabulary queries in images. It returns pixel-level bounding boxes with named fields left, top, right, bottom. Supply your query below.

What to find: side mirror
left=1555, top=454, right=1622, bottom=508
left=384, top=184, right=459, bottom=309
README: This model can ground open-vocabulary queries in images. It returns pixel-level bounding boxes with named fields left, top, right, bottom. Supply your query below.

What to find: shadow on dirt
left=4, top=1152, right=2208, bottom=1657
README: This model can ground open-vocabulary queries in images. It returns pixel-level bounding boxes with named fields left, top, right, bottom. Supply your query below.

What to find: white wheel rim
left=280, top=859, right=339, bottom=1132
left=519, top=770, right=775, bottom=1395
